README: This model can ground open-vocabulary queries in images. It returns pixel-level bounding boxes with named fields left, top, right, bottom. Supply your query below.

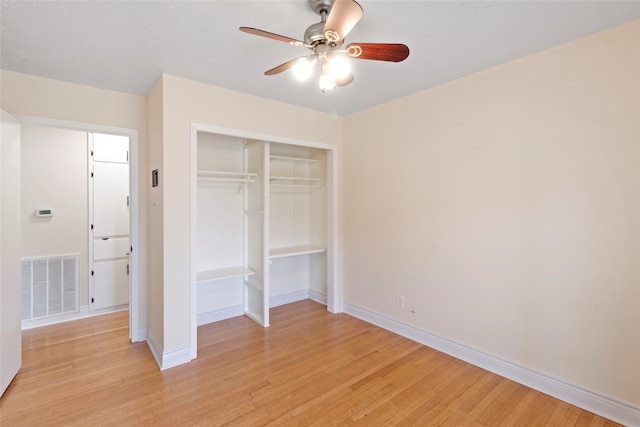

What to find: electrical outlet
left=396, top=295, right=405, bottom=308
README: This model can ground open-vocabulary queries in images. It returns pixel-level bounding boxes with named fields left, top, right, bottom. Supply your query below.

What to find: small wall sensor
left=35, top=209, right=53, bottom=217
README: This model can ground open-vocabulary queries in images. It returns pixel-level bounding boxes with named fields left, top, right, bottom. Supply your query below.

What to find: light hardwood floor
left=0, top=300, right=619, bottom=426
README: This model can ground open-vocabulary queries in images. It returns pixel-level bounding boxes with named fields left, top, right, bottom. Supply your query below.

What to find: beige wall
left=146, top=77, right=164, bottom=349
left=20, top=125, right=89, bottom=305
left=342, top=20, right=640, bottom=406
left=152, top=74, right=342, bottom=354
left=0, top=70, right=149, bottom=330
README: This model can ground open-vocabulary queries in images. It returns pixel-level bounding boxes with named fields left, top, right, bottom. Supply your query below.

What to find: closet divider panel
left=244, top=140, right=269, bottom=327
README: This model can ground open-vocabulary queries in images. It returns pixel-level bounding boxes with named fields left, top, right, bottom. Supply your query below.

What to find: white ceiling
left=2, top=1, right=639, bottom=116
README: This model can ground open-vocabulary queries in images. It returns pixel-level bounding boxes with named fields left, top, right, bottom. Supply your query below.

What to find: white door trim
left=14, top=114, right=142, bottom=343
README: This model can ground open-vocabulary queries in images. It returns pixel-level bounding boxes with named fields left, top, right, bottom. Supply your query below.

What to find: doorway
left=17, top=116, right=141, bottom=342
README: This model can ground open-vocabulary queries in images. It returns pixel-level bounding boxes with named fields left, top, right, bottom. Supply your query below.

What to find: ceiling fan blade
left=265, top=57, right=306, bottom=76
left=346, top=43, right=410, bottom=62
left=240, top=27, right=306, bottom=47
left=323, top=0, right=363, bottom=44
left=336, top=73, right=354, bottom=87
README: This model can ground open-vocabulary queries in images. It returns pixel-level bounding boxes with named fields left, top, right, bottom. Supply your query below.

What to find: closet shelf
left=269, top=245, right=326, bottom=259
left=270, top=155, right=319, bottom=164
left=244, top=280, right=263, bottom=291
left=198, top=170, right=257, bottom=183
left=269, top=176, right=321, bottom=183
left=197, top=266, right=255, bottom=283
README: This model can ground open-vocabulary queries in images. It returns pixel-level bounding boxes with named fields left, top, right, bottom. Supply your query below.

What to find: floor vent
left=21, top=254, right=79, bottom=320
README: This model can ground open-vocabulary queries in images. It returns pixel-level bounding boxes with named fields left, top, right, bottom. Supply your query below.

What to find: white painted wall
left=342, top=20, right=640, bottom=408
left=0, top=70, right=149, bottom=333
left=20, top=125, right=89, bottom=306
left=146, top=77, right=164, bottom=351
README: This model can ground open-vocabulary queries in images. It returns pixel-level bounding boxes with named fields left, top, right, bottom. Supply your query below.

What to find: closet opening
left=190, top=124, right=339, bottom=359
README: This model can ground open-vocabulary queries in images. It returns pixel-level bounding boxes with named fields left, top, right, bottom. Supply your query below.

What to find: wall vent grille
left=21, top=254, right=79, bottom=320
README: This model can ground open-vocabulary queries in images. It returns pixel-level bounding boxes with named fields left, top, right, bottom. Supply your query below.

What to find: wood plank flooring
left=0, top=300, right=619, bottom=426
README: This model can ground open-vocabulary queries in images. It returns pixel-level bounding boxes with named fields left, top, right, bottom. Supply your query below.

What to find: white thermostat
left=35, top=209, right=53, bottom=217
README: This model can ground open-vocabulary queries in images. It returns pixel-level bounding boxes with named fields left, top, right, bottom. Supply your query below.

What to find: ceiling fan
left=240, top=0, right=410, bottom=92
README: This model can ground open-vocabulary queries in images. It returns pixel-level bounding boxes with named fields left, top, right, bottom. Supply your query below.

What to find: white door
left=89, top=133, right=130, bottom=311
left=1, top=109, right=22, bottom=397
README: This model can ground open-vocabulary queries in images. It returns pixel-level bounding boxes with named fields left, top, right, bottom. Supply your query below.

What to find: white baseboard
left=21, top=307, right=89, bottom=330
left=197, top=290, right=316, bottom=327
left=160, top=346, right=192, bottom=370
left=197, top=305, right=244, bottom=326
left=23, top=305, right=149, bottom=346
left=146, top=329, right=191, bottom=371
left=271, top=289, right=309, bottom=308
left=21, top=305, right=129, bottom=330
left=343, top=302, right=640, bottom=427
left=146, top=329, right=163, bottom=369
left=90, top=304, right=129, bottom=317
left=309, top=289, right=327, bottom=305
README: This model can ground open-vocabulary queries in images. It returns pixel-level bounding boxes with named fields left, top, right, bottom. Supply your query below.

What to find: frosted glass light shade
left=319, top=74, right=336, bottom=91
left=330, top=55, right=351, bottom=79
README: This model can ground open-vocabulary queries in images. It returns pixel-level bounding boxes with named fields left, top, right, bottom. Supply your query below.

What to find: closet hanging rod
left=197, top=170, right=258, bottom=177
left=199, top=177, right=255, bottom=183
left=270, top=183, right=323, bottom=187
left=269, top=155, right=319, bottom=163
left=269, top=176, right=321, bottom=182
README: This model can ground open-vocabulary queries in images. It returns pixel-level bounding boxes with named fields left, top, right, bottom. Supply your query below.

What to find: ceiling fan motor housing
left=304, top=21, right=326, bottom=45
left=305, top=0, right=337, bottom=46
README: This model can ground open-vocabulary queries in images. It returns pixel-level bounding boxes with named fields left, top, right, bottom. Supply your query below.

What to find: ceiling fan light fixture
left=329, top=54, right=351, bottom=79
left=292, top=57, right=315, bottom=81
left=319, top=74, right=336, bottom=92
left=319, top=58, right=336, bottom=92
left=240, top=0, right=409, bottom=92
